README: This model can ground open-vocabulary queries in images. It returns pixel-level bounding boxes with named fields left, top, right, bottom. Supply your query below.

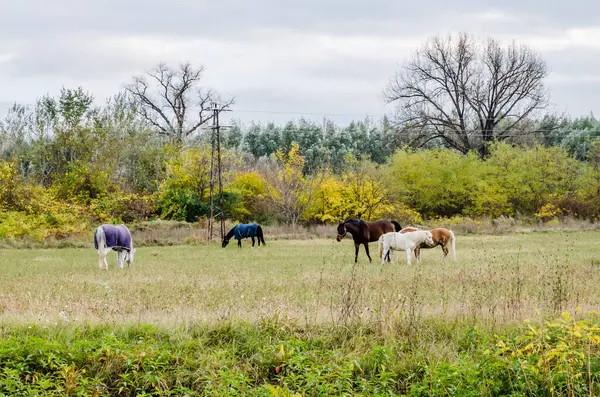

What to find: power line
left=0, top=100, right=595, bottom=122
left=231, top=109, right=384, bottom=118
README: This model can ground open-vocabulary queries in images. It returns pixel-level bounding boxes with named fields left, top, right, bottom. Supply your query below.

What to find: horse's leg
left=104, top=249, right=110, bottom=270
left=98, top=249, right=105, bottom=270
left=354, top=243, right=360, bottom=263
left=101, top=247, right=109, bottom=270
left=251, top=237, right=255, bottom=247
left=441, top=244, right=449, bottom=262
left=364, top=243, right=372, bottom=262
left=381, top=245, right=387, bottom=265
left=384, top=240, right=392, bottom=264
left=406, top=249, right=412, bottom=265
left=386, top=242, right=392, bottom=263
left=117, top=250, right=124, bottom=269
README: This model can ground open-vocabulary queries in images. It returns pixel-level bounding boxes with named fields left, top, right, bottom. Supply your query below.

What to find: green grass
left=1, top=230, right=600, bottom=395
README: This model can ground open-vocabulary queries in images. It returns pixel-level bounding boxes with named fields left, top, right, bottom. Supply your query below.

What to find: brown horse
left=401, top=227, right=456, bottom=262
left=336, top=219, right=402, bottom=263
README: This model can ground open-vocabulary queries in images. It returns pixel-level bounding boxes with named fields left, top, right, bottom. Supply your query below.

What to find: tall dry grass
left=1, top=230, right=599, bottom=331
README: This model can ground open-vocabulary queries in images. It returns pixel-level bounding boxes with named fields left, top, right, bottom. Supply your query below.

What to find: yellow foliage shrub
left=535, top=203, right=561, bottom=222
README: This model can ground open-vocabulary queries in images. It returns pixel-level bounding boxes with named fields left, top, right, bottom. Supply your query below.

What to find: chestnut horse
left=336, top=219, right=402, bottom=263
left=401, top=227, right=456, bottom=262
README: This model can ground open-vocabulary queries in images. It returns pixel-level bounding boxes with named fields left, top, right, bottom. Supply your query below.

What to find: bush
left=0, top=160, right=44, bottom=214
left=387, top=144, right=600, bottom=221
left=90, top=192, right=156, bottom=223
left=155, top=187, right=209, bottom=222
left=52, top=161, right=114, bottom=205
left=389, top=148, right=483, bottom=218
left=228, top=171, right=270, bottom=222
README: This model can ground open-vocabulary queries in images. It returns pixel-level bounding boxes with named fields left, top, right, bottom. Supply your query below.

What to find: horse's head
left=125, top=248, right=136, bottom=267
left=423, top=231, right=434, bottom=247
left=222, top=238, right=230, bottom=248
left=336, top=222, right=347, bottom=242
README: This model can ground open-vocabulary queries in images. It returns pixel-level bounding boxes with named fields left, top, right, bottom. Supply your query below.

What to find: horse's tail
left=257, top=225, right=266, bottom=245
left=391, top=221, right=402, bottom=232
left=94, top=226, right=105, bottom=250
left=449, top=230, right=456, bottom=261
left=378, top=234, right=384, bottom=258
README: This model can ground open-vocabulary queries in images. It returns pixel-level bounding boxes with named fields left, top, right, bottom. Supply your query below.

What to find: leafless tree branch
left=384, top=32, right=549, bottom=158
left=124, top=62, right=234, bottom=144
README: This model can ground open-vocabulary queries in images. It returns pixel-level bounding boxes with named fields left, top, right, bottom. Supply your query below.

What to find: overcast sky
left=1, top=0, right=599, bottom=126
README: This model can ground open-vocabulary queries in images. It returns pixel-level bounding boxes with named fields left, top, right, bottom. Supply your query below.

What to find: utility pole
left=216, top=108, right=225, bottom=240
left=207, top=105, right=217, bottom=241
left=207, top=102, right=232, bottom=241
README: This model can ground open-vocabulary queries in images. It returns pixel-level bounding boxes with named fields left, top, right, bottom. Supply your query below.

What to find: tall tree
left=384, top=32, right=549, bottom=157
left=265, top=143, right=319, bottom=229
left=36, top=87, right=98, bottom=179
left=125, top=62, right=234, bottom=144
left=94, top=92, right=166, bottom=193
left=0, top=104, right=33, bottom=174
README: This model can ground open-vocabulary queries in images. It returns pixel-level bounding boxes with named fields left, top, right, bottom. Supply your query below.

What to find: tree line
left=1, top=32, right=600, bottom=240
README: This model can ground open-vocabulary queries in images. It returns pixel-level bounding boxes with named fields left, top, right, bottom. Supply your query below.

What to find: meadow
left=1, top=230, right=600, bottom=395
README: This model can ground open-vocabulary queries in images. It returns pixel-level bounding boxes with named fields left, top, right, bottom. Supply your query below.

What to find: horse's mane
left=342, top=218, right=363, bottom=225
left=224, top=225, right=236, bottom=240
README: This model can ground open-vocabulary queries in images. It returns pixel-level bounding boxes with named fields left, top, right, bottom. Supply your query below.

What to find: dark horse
left=222, top=223, right=266, bottom=248
left=336, top=219, right=402, bottom=263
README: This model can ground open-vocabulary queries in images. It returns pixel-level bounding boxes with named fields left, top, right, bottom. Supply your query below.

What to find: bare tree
left=125, top=62, right=234, bottom=144
left=384, top=32, right=549, bottom=157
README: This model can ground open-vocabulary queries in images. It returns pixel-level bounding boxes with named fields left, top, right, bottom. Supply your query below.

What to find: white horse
left=378, top=230, right=434, bottom=265
left=93, top=224, right=136, bottom=270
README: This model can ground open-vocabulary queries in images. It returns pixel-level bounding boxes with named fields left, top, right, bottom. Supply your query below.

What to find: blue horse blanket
left=234, top=223, right=258, bottom=240
left=95, top=224, right=132, bottom=251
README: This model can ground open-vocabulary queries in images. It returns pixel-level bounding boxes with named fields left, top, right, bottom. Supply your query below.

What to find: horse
left=400, top=227, right=456, bottom=262
left=378, top=230, right=434, bottom=265
left=93, top=224, right=136, bottom=270
left=335, top=219, right=402, bottom=263
left=222, top=223, right=266, bottom=248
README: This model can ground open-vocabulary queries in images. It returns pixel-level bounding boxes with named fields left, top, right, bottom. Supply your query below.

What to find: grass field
left=1, top=230, right=600, bottom=395
left=2, top=230, right=599, bottom=326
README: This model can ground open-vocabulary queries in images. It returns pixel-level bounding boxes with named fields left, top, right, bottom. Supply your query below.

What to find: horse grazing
left=400, top=227, right=456, bottom=262
left=378, top=230, right=434, bottom=265
left=93, top=224, right=136, bottom=270
left=336, top=219, right=402, bottom=263
left=222, top=223, right=266, bottom=248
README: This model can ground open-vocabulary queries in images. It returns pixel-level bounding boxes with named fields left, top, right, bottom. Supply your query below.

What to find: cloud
left=509, top=28, right=600, bottom=52
left=0, top=53, right=14, bottom=65
left=0, top=1, right=599, bottom=122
